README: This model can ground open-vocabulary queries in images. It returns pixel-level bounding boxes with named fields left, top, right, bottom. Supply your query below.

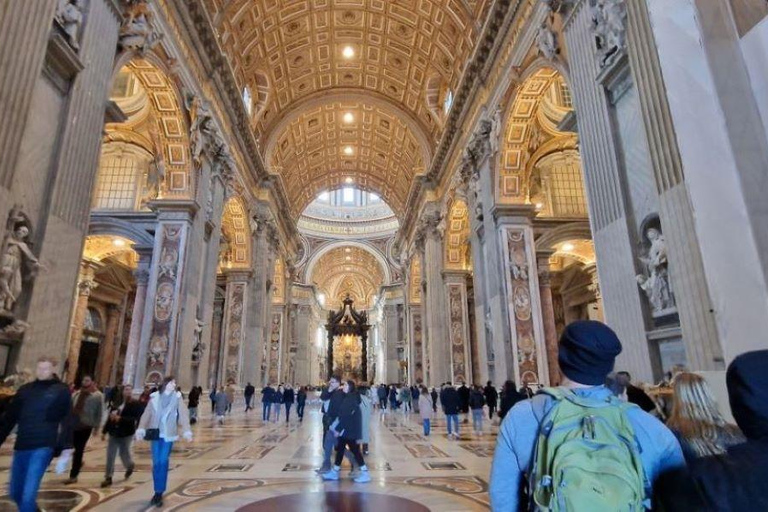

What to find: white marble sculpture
left=55, top=0, right=85, bottom=50
left=119, top=1, right=162, bottom=54
left=636, top=227, right=675, bottom=315
left=0, top=210, right=41, bottom=314
left=536, top=20, right=558, bottom=61
left=591, top=0, right=627, bottom=68
left=146, top=153, right=165, bottom=201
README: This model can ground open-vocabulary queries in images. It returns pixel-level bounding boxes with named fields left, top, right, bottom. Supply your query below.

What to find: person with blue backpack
left=489, top=320, right=685, bottom=511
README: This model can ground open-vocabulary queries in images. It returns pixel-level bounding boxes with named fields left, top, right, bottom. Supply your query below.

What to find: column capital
left=148, top=199, right=198, bottom=221
left=77, top=277, right=98, bottom=297
left=224, top=269, right=252, bottom=283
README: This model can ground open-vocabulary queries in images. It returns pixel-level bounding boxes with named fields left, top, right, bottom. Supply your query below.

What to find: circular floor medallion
left=236, top=491, right=431, bottom=512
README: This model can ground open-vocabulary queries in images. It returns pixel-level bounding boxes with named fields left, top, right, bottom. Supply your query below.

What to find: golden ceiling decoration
left=203, top=0, right=492, bottom=213
left=444, top=198, right=470, bottom=270
left=409, top=253, right=422, bottom=304
left=220, top=197, right=252, bottom=269
left=82, top=235, right=138, bottom=268
left=550, top=239, right=596, bottom=271
left=311, top=246, right=385, bottom=308
left=499, top=67, right=575, bottom=202
left=272, top=257, right=286, bottom=304
left=271, top=101, right=425, bottom=217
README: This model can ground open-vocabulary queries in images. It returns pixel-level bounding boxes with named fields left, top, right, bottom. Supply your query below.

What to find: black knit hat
left=558, top=321, right=622, bottom=386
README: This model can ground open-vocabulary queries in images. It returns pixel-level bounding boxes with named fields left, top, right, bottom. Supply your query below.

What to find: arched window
left=92, top=142, right=153, bottom=211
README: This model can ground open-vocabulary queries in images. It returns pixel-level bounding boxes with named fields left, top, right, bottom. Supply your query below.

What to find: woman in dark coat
left=498, top=380, right=526, bottom=420
left=321, top=380, right=370, bottom=483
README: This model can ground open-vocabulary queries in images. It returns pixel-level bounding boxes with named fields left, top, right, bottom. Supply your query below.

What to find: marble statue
left=191, top=315, right=206, bottom=364
left=489, top=107, right=502, bottom=155
left=636, top=227, right=675, bottom=314
left=536, top=19, right=558, bottom=61
left=55, top=0, right=85, bottom=50
left=119, top=1, right=162, bottom=54
left=591, top=0, right=627, bottom=67
left=0, top=209, right=41, bottom=315
left=146, top=153, right=165, bottom=201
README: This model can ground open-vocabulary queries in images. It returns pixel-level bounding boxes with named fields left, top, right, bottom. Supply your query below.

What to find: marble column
left=382, top=304, right=401, bottom=384
left=123, top=251, right=151, bottom=385
left=495, top=205, right=550, bottom=386
left=220, top=270, right=249, bottom=386
left=65, top=263, right=98, bottom=382
left=207, top=296, right=225, bottom=387
left=293, top=304, right=312, bottom=386
left=97, top=304, right=122, bottom=386
left=537, top=251, right=560, bottom=386
left=136, top=202, right=195, bottom=386
left=444, top=271, right=473, bottom=385
left=416, top=204, right=450, bottom=386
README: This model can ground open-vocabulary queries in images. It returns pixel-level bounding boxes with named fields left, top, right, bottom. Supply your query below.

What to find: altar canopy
left=325, top=295, right=370, bottom=381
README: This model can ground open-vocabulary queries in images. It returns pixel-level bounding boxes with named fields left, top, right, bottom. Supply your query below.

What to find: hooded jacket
left=0, top=378, right=72, bottom=451
left=655, top=350, right=768, bottom=511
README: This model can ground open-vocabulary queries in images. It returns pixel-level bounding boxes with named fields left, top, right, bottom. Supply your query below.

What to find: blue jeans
left=423, top=419, right=431, bottom=436
left=322, top=428, right=337, bottom=470
left=9, top=447, right=53, bottom=512
left=262, top=401, right=271, bottom=421
left=446, top=414, right=459, bottom=436
left=151, top=439, right=174, bottom=494
left=472, top=409, right=484, bottom=431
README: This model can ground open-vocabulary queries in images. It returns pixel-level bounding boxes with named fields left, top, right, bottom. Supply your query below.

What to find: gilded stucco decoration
left=270, top=102, right=427, bottom=218
left=409, top=254, right=422, bottom=305
left=220, top=197, right=252, bottom=269
left=272, top=258, right=286, bottom=304
left=311, top=246, right=385, bottom=308
left=444, top=198, right=471, bottom=270
left=81, top=235, right=138, bottom=268
left=499, top=68, right=578, bottom=205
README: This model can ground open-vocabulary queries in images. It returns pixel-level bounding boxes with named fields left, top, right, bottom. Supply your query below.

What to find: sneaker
left=315, top=466, right=331, bottom=474
left=150, top=493, right=162, bottom=506
left=125, top=466, right=134, bottom=479
left=349, top=468, right=360, bottom=479
left=321, top=468, right=340, bottom=481
left=100, top=477, right=112, bottom=488
left=354, top=470, right=371, bottom=483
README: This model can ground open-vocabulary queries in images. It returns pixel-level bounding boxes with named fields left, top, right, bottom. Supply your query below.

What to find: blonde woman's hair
left=667, top=372, right=741, bottom=458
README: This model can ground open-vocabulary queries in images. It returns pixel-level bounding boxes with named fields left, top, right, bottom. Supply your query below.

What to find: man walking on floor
left=244, top=382, right=255, bottom=412
left=0, top=357, right=72, bottom=512
left=65, top=375, right=103, bottom=484
left=100, top=384, right=143, bottom=488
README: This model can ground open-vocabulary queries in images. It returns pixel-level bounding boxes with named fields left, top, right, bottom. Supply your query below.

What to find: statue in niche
left=191, top=310, right=206, bottom=365
left=55, top=0, right=86, bottom=50
left=535, top=18, right=558, bottom=61
left=590, top=0, right=627, bottom=68
left=0, top=207, right=42, bottom=315
left=145, top=152, right=165, bottom=202
left=636, top=226, right=675, bottom=315
left=119, top=1, right=162, bottom=54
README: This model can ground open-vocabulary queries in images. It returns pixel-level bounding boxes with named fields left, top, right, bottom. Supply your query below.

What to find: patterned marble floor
left=0, top=400, right=499, bottom=511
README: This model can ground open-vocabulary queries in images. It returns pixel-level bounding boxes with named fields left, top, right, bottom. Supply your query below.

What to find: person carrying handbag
left=135, top=376, right=193, bottom=508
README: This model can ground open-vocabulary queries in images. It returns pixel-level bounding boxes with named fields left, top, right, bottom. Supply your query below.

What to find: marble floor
left=0, top=401, right=498, bottom=511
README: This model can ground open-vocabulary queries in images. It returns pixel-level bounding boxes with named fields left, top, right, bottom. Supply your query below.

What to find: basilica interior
left=0, top=0, right=767, bottom=510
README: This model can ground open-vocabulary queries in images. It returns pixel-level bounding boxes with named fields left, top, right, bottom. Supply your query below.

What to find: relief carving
left=590, top=0, right=627, bottom=68
left=55, top=0, right=86, bottom=51
left=119, top=0, right=163, bottom=54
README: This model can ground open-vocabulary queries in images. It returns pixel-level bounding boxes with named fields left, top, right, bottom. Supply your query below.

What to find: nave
left=0, top=401, right=495, bottom=511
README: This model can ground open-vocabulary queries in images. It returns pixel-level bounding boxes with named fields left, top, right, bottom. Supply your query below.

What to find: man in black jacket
left=100, top=384, right=144, bottom=488
left=440, top=383, right=461, bottom=439
left=261, top=384, right=274, bottom=421
left=244, top=382, right=255, bottom=412
left=458, top=381, right=470, bottom=424
left=283, top=384, right=295, bottom=422
left=0, top=357, right=72, bottom=512
left=318, top=375, right=343, bottom=473
left=484, top=381, right=498, bottom=420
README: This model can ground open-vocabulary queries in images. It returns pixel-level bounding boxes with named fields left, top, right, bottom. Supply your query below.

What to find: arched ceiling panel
left=271, top=101, right=425, bottom=217
left=310, top=245, right=385, bottom=308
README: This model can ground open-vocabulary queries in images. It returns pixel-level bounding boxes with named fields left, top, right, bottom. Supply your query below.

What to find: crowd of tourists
left=0, top=319, right=765, bottom=510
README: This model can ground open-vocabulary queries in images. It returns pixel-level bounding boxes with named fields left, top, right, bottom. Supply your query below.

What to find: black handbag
left=145, top=428, right=160, bottom=441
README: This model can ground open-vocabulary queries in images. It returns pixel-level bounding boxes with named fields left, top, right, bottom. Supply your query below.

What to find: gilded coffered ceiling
left=271, top=101, right=426, bottom=216
left=310, top=246, right=385, bottom=308
left=203, top=0, right=492, bottom=217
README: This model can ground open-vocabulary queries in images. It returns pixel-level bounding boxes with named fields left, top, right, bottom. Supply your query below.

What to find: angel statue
left=0, top=209, right=42, bottom=314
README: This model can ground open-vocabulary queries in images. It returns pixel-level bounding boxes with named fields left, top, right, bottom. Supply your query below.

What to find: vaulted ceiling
left=310, top=246, right=386, bottom=308
left=203, top=0, right=492, bottom=218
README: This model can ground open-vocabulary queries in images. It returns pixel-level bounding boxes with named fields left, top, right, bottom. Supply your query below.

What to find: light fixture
left=343, top=112, right=354, bottom=123
left=346, top=256, right=351, bottom=261
left=344, top=176, right=354, bottom=184
left=535, top=202, right=544, bottom=209
left=345, top=248, right=351, bottom=253
left=562, top=243, right=575, bottom=251
left=342, top=46, right=355, bottom=59
left=343, top=146, right=354, bottom=156
left=112, top=238, right=126, bottom=247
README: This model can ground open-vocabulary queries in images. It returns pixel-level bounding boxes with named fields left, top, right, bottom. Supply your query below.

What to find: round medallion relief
left=236, top=491, right=430, bottom=512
